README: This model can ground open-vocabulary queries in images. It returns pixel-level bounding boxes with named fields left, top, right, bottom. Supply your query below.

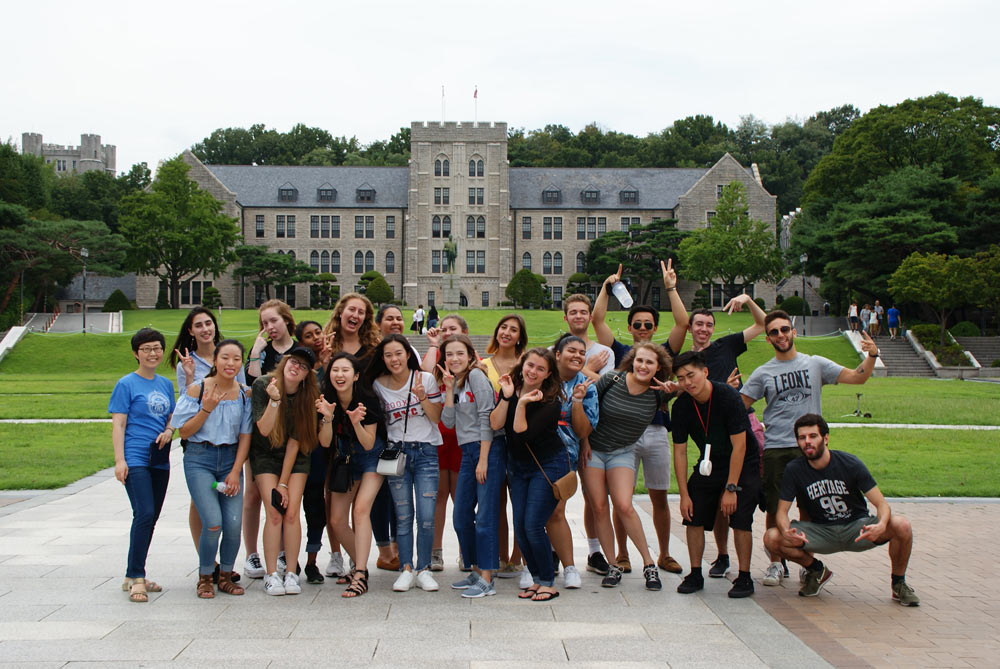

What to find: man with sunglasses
left=591, top=262, right=686, bottom=576
left=741, top=310, right=878, bottom=587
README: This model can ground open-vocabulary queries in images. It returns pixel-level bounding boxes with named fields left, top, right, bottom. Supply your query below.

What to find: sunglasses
left=286, top=357, right=311, bottom=372
left=630, top=322, right=655, bottom=330
left=767, top=325, right=792, bottom=337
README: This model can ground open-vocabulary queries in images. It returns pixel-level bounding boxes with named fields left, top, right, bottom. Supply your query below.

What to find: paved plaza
left=0, top=451, right=995, bottom=667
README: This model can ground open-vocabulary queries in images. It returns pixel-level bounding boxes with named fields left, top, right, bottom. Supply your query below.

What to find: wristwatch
left=269, top=400, right=279, bottom=408
left=725, top=483, right=742, bottom=493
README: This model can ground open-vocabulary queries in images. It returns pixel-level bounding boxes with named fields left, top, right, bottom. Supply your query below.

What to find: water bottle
left=212, top=481, right=230, bottom=494
left=610, top=280, right=633, bottom=308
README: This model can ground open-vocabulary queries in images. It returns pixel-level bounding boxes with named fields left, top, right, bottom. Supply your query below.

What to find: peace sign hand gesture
left=175, top=348, right=195, bottom=384
left=860, top=330, right=878, bottom=357
left=723, top=293, right=751, bottom=315
left=498, top=374, right=515, bottom=399
left=437, top=364, right=455, bottom=392
left=661, top=258, right=677, bottom=290
left=412, top=373, right=428, bottom=402
left=650, top=378, right=677, bottom=394
left=572, top=377, right=595, bottom=401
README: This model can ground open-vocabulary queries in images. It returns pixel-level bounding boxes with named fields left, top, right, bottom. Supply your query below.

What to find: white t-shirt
left=373, top=371, right=443, bottom=445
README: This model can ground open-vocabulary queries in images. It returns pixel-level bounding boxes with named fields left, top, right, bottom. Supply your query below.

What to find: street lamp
left=799, top=252, right=808, bottom=336
left=81, top=247, right=89, bottom=333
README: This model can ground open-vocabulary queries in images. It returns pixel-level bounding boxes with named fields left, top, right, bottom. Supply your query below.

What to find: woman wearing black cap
left=249, top=346, right=322, bottom=596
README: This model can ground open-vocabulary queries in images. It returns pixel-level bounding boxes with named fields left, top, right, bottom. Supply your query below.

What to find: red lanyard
left=692, top=387, right=712, bottom=439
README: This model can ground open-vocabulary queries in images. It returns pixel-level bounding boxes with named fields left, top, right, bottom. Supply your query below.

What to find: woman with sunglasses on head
left=170, top=307, right=246, bottom=585
left=242, top=300, right=297, bottom=580
left=171, top=339, right=253, bottom=599
left=109, top=328, right=176, bottom=603
left=250, top=346, right=321, bottom=596
left=584, top=343, right=674, bottom=591
left=438, top=334, right=505, bottom=598
left=366, top=334, right=443, bottom=593
left=490, top=347, right=566, bottom=602
left=316, top=352, right=388, bottom=597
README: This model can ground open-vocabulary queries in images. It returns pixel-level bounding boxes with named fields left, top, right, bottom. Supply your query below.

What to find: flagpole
left=441, top=85, right=445, bottom=124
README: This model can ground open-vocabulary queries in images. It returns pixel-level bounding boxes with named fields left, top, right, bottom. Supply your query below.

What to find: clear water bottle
left=212, top=481, right=230, bottom=494
left=610, top=280, right=633, bottom=308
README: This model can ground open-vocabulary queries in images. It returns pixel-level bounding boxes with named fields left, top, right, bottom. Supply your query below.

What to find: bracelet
left=320, top=417, right=331, bottom=424
left=417, top=395, right=427, bottom=402
left=666, top=287, right=677, bottom=292
left=248, top=356, right=259, bottom=362
left=278, top=483, right=288, bottom=489
left=572, top=398, right=583, bottom=404
left=498, top=392, right=510, bottom=402
left=199, top=408, right=211, bottom=415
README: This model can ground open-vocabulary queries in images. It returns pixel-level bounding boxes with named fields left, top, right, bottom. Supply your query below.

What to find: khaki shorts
left=790, top=515, right=885, bottom=554
left=631, top=424, right=671, bottom=490
left=763, top=447, right=802, bottom=514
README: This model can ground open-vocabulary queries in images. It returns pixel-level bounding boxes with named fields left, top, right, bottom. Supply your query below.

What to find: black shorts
left=250, top=442, right=310, bottom=477
left=683, top=471, right=761, bottom=532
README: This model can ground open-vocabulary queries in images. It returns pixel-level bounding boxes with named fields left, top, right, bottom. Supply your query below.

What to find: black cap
left=286, top=345, right=316, bottom=367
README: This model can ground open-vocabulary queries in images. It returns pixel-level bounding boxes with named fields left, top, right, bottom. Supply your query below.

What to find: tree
left=119, top=156, right=239, bottom=308
left=51, top=170, right=123, bottom=231
left=310, top=272, right=339, bottom=309
left=974, top=245, right=1000, bottom=330
left=202, top=286, right=222, bottom=309
left=564, top=272, right=592, bottom=297
left=358, top=270, right=383, bottom=293
left=505, top=268, right=545, bottom=308
left=888, top=252, right=984, bottom=345
left=117, top=162, right=152, bottom=193
left=366, top=275, right=393, bottom=305
left=232, top=245, right=314, bottom=301
left=677, top=182, right=784, bottom=300
left=585, top=218, right=686, bottom=305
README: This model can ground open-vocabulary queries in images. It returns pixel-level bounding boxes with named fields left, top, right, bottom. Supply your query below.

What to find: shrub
left=365, top=275, right=394, bottom=305
left=991, top=359, right=1000, bottom=368
left=754, top=297, right=766, bottom=311
left=949, top=321, right=980, bottom=337
left=102, top=289, right=132, bottom=312
left=911, top=324, right=972, bottom=366
left=779, top=296, right=808, bottom=317
left=202, top=286, right=222, bottom=309
left=691, top=289, right=710, bottom=310
left=775, top=294, right=784, bottom=304
left=155, top=287, right=170, bottom=309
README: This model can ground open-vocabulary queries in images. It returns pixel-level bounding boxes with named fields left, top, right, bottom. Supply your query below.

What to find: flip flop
left=532, top=590, right=560, bottom=602
left=518, top=586, right=539, bottom=599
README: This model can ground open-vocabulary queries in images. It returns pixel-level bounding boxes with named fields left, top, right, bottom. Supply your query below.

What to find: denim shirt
left=558, top=371, right=598, bottom=453
left=176, top=352, right=247, bottom=395
left=171, top=384, right=253, bottom=445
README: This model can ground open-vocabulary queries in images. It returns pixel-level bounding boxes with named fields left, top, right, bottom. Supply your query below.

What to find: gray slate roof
left=510, top=167, right=709, bottom=210
left=206, top=165, right=409, bottom=208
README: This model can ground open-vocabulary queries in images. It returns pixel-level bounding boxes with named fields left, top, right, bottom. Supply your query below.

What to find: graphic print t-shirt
left=373, top=371, right=443, bottom=445
left=780, top=450, right=876, bottom=524
left=108, top=372, right=176, bottom=469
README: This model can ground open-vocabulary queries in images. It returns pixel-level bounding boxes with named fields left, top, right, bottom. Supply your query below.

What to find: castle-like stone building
left=21, top=133, right=116, bottom=176
left=138, top=121, right=779, bottom=310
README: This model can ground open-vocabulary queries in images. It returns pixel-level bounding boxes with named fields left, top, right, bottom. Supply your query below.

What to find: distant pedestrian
left=859, top=304, right=871, bottom=335
left=412, top=305, right=426, bottom=334
left=887, top=305, right=902, bottom=340
left=848, top=301, right=859, bottom=333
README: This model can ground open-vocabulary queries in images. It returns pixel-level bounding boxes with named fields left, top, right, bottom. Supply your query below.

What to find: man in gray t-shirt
left=741, top=310, right=879, bottom=587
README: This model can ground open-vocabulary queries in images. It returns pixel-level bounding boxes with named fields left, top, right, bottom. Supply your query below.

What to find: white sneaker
left=799, top=567, right=809, bottom=584
left=244, top=552, right=266, bottom=579
left=762, top=562, right=783, bottom=586
left=277, top=551, right=287, bottom=576
left=563, top=565, right=582, bottom=589
left=393, top=570, right=416, bottom=592
left=415, top=569, right=439, bottom=592
left=326, top=551, right=345, bottom=577
left=264, top=572, right=285, bottom=596
left=519, top=568, right=534, bottom=589
left=283, top=571, right=301, bottom=595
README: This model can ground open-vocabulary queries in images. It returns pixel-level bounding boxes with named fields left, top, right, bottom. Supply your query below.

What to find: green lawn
left=0, top=423, right=117, bottom=489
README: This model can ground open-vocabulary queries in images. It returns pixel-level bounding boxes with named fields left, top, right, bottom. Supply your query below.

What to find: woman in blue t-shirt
left=108, top=328, right=176, bottom=603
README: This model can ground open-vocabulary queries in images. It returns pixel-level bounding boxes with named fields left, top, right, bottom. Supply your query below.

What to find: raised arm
left=838, top=331, right=878, bottom=385
left=591, top=265, right=621, bottom=348
left=663, top=259, right=688, bottom=354
left=723, top=293, right=766, bottom=343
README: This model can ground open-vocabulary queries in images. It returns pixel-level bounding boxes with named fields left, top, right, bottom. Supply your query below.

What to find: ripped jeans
left=387, top=441, right=439, bottom=571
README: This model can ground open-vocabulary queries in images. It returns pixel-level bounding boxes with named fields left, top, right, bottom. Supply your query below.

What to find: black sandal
left=342, top=569, right=369, bottom=598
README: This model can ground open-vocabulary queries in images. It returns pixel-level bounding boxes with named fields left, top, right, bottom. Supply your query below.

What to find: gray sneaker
left=762, top=562, right=783, bottom=586
left=461, top=576, right=496, bottom=598
left=891, top=580, right=920, bottom=606
left=451, top=572, right=479, bottom=590
left=798, top=565, right=833, bottom=597
left=430, top=549, right=444, bottom=572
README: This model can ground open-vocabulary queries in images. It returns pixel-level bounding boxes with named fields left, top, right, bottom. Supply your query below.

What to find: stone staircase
left=955, top=336, right=1000, bottom=368
left=875, top=336, right=935, bottom=377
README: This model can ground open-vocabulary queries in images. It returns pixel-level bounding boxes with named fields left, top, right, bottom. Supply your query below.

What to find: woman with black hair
left=367, top=334, right=443, bottom=592
left=316, top=352, right=388, bottom=598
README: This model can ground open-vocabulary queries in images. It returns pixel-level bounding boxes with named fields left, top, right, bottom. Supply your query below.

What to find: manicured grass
left=0, top=423, right=117, bottom=489
left=638, top=427, right=999, bottom=497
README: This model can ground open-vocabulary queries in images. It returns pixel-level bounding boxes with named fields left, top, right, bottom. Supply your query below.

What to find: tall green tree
left=585, top=218, right=685, bottom=305
left=505, top=269, right=546, bottom=308
left=117, top=162, right=152, bottom=193
left=119, top=157, right=239, bottom=308
left=365, top=275, right=394, bottom=305
left=677, top=182, right=784, bottom=300
left=232, top=245, right=314, bottom=301
left=888, top=252, right=984, bottom=345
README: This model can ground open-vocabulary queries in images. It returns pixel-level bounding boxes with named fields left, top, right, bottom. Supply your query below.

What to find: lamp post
left=799, top=252, right=808, bottom=336
left=81, top=247, right=89, bottom=333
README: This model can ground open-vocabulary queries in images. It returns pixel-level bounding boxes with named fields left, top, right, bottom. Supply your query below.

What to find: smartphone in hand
left=270, top=488, right=287, bottom=515
left=148, top=440, right=170, bottom=467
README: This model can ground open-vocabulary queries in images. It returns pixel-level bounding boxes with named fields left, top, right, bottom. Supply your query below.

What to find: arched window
left=319, top=251, right=328, bottom=273
left=543, top=252, right=552, bottom=275
left=434, top=159, right=442, bottom=177
left=432, top=215, right=441, bottom=238
left=577, top=252, right=585, bottom=273
left=385, top=251, right=395, bottom=274
left=277, top=249, right=284, bottom=255
left=469, top=159, right=476, bottom=177
left=442, top=159, right=450, bottom=176
left=354, top=251, right=363, bottom=274
left=476, top=216, right=485, bottom=238
left=365, top=251, right=374, bottom=272
left=477, top=159, right=484, bottom=177
left=466, top=215, right=475, bottom=238
left=522, top=252, right=531, bottom=271
left=331, top=250, right=340, bottom=273
left=553, top=252, right=562, bottom=275
left=442, top=215, right=451, bottom=237
left=288, top=250, right=295, bottom=260
left=459, top=292, right=467, bottom=307
left=310, top=250, right=319, bottom=272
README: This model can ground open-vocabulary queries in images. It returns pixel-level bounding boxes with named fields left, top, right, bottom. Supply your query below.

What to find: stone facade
left=21, top=132, right=116, bottom=176
left=135, top=122, right=785, bottom=312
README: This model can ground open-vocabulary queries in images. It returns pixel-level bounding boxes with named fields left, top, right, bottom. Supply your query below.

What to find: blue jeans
left=123, top=466, right=169, bottom=579
left=453, top=436, right=506, bottom=572
left=184, top=442, right=244, bottom=575
left=371, top=479, right=397, bottom=546
left=387, top=441, right=439, bottom=571
left=303, top=447, right=327, bottom=553
left=508, top=454, right=568, bottom=587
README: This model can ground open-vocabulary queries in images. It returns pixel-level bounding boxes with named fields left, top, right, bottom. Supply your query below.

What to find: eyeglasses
left=138, top=346, right=163, bottom=354
left=631, top=322, right=655, bottom=330
left=767, top=325, right=792, bottom=337
left=286, top=358, right=310, bottom=372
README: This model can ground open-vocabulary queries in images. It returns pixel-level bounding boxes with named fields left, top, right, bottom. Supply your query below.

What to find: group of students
left=111, top=262, right=919, bottom=607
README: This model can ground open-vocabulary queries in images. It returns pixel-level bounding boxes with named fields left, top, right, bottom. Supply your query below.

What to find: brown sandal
left=197, top=574, right=214, bottom=599
left=342, top=569, right=369, bottom=598
left=129, top=577, right=148, bottom=603
left=217, top=570, right=244, bottom=595
left=123, top=577, right=162, bottom=592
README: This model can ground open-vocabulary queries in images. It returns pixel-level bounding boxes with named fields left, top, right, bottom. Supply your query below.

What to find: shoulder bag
left=377, top=372, right=413, bottom=477
left=521, top=399, right=578, bottom=501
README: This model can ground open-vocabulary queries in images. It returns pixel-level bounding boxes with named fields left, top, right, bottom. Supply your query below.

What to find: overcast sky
left=3, top=0, right=997, bottom=174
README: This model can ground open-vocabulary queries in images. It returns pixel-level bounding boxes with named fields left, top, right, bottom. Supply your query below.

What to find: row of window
left=521, top=251, right=574, bottom=275
left=256, top=215, right=398, bottom=240
left=435, top=187, right=484, bottom=205
left=305, top=250, right=396, bottom=275
left=427, top=249, right=487, bottom=274
left=277, top=186, right=374, bottom=203
left=431, top=215, right=487, bottom=239
left=520, top=216, right=641, bottom=241
left=537, top=187, right=638, bottom=205
left=158, top=280, right=213, bottom=306
left=434, top=158, right=486, bottom=178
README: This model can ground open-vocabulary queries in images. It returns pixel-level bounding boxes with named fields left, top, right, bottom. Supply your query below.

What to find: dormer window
left=542, top=185, right=561, bottom=204
left=356, top=184, right=375, bottom=202
left=317, top=184, right=336, bottom=202
left=619, top=188, right=638, bottom=204
left=581, top=188, right=600, bottom=205
left=278, top=183, right=298, bottom=202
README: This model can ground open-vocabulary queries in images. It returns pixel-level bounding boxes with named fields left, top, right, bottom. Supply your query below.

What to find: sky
left=3, top=0, right=997, bottom=175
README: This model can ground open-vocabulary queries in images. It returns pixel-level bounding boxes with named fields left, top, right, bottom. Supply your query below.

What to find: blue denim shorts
left=587, top=444, right=636, bottom=471
left=349, top=436, right=386, bottom=478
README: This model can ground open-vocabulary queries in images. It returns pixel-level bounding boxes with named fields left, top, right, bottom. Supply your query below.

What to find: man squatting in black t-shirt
left=671, top=351, right=761, bottom=598
left=763, top=414, right=919, bottom=606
